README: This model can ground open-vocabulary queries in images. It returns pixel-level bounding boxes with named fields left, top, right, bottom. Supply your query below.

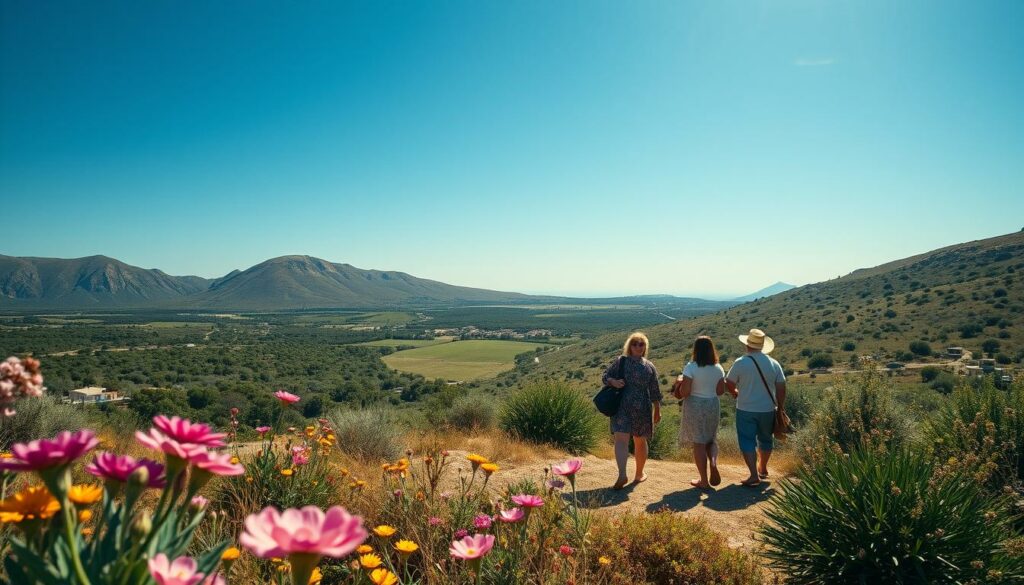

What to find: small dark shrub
left=983, top=338, right=1002, bottom=356
left=909, top=340, right=932, bottom=356
left=0, top=396, right=86, bottom=449
left=807, top=353, right=833, bottom=369
left=500, top=382, right=602, bottom=454
left=841, top=341, right=856, bottom=351
left=761, top=447, right=1024, bottom=583
left=920, top=366, right=941, bottom=383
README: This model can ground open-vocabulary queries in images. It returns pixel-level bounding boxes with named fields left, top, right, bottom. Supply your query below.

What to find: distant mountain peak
left=733, top=282, right=796, bottom=302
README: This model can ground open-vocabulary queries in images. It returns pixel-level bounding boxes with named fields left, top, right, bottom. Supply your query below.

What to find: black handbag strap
left=748, top=354, right=777, bottom=407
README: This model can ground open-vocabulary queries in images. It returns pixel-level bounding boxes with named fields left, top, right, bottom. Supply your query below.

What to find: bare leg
left=741, top=451, right=760, bottom=485
left=758, top=449, right=772, bottom=478
left=708, top=440, right=721, bottom=486
left=612, top=432, right=630, bottom=488
left=633, top=436, right=648, bottom=482
left=690, top=444, right=709, bottom=488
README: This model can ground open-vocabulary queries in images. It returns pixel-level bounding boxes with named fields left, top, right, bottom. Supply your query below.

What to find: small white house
left=70, top=386, right=122, bottom=404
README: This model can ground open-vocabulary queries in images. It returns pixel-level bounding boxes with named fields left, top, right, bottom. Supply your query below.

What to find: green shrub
left=793, top=375, right=914, bottom=462
left=590, top=511, right=762, bottom=584
left=909, top=340, right=932, bottom=356
left=920, top=366, right=942, bottom=382
left=928, top=379, right=1024, bottom=486
left=500, top=382, right=602, bottom=454
left=761, top=447, right=1024, bottom=583
left=807, top=353, right=834, bottom=369
left=445, top=393, right=498, bottom=431
left=0, top=396, right=86, bottom=448
left=328, top=406, right=404, bottom=461
left=841, top=341, right=857, bottom=351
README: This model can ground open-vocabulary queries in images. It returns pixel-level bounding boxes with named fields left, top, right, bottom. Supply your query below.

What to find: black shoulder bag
left=749, top=355, right=793, bottom=440
left=593, top=356, right=626, bottom=417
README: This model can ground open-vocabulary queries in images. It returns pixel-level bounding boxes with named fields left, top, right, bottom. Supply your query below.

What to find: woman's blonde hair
left=621, top=332, right=650, bottom=358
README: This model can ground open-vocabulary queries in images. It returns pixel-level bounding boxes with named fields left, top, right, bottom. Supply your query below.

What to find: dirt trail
left=458, top=452, right=781, bottom=552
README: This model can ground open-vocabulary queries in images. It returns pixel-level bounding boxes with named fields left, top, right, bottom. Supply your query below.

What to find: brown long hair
left=692, top=335, right=718, bottom=367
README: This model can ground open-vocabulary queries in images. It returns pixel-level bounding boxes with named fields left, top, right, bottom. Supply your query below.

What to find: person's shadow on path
left=645, top=481, right=775, bottom=513
left=571, top=481, right=645, bottom=509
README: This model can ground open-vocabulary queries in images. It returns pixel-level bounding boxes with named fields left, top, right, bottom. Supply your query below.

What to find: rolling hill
left=509, top=231, right=1024, bottom=386
left=732, top=281, right=796, bottom=302
left=188, top=255, right=534, bottom=309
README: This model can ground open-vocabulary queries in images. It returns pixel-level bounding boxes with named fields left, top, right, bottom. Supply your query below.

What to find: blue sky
left=2, top=1, right=1022, bottom=297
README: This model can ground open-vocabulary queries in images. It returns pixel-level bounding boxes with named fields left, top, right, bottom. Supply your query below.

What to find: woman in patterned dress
left=672, top=335, right=725, bottom=489
left=602, top=332, right=663, bottom=490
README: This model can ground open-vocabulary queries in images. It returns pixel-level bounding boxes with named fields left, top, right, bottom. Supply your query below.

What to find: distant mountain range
left=0, top=253, right=802, bottom=311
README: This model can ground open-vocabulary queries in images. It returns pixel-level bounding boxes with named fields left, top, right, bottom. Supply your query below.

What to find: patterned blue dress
left=602, top=356, right=663, bottom=438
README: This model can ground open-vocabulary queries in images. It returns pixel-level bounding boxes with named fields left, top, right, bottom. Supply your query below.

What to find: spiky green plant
left=500, top=382, right=602, bottom=454
left=761, top=446, right=1024, bottom=583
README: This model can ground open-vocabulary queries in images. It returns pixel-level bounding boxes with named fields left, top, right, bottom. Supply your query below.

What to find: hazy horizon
left=3, top=1, right=1022, bottom=297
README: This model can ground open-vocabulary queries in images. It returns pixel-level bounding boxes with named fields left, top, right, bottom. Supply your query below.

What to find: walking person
left=602, top=332, right=663, bottom=490
left=725, top=328, right=787, bottom=486
left=673, top=335, right=725, bottom=489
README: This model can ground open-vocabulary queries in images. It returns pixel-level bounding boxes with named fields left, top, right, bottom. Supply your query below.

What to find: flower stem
left=63, top=500, right=91, bottom=585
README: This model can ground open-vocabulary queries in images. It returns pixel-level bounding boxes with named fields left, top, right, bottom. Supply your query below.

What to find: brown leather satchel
left=749, top=355, right=793, bottom=440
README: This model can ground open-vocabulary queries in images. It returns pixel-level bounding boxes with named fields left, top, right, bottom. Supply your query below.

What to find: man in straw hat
left=725, top=328, right=787, bottom=487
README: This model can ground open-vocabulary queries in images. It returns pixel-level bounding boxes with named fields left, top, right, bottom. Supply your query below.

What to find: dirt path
left=460, top=452, right=781, bottom=552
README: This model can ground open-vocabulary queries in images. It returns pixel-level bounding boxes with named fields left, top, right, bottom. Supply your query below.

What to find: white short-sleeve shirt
left=726, top=352, right=786, bottom=413
left=681, top=361, right=725, bottom=399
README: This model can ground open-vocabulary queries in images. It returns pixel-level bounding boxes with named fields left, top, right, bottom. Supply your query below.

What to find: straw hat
left=738, top=328, right=775, bottom=354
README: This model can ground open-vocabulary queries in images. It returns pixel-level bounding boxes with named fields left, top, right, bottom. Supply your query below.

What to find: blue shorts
left=736, top=409, right=775, bottom=453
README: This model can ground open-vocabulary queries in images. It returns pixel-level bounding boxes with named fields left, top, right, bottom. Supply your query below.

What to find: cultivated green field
left=381, top=339, right=546, bottom=381
left=357, top=336, right=455, bottom=348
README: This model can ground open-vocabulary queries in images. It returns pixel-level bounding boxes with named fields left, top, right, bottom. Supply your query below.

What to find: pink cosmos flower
left=85, top=452, right=167, bottom=488
left=473, top=514, right=492, bottom=530
left=136, top=428, right=195, bottom=460
left=274, top=390, right=300, bottom=405
left=188, top=448, right=244, bottom=476
left=453, top=528, right=469, bottom=540
left=255, top=426, right=271, bottom=436
left=190, top=495, right=209, bottom=510
left=148, top=553, right=224, bottom=585
left=559, top=544, right=574, bottom=556
left=239, top=505, right=366, bottom=559
left=291, top=446, right=309, bottom=467
left=428, top=516, right=443, bottom=526
left=510, top=494, right=544, bottom=508
left=0, top=356, right=45, bottom=416
left=0, top=429, right=98, bottom=472
left=551, top=458, right=583, bottom=478
left=498, top=508, right=525, bottom=523
left=449, top=534, right=495, bottom=560
left=152, top=416, right=226, bottom=448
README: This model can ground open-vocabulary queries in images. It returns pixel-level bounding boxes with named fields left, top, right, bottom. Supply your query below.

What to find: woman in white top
left=673, top=335, right=726, bottom=489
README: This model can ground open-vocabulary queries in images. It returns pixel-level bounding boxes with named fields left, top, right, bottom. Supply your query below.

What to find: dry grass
left=404, top=428, right=565, bottom=466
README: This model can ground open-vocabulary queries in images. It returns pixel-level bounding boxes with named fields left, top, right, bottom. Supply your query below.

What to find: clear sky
left=2, top=1, right=1022, bottom=298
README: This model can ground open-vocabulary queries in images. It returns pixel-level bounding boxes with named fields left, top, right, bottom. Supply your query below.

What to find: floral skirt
left=679, top=395, right=720, bottom=445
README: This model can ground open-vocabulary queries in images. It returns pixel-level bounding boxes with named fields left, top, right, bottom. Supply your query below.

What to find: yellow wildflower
left=222, top=547, right=241, bottom=561
left=360, top=553, right=383, bottom=569
left=281, top=469, right=294, bottom=477
left=230, top=456, right=240, bottom=465
left=0, top=485, right=60, bottom=523
left=369, top=568, right=398, bottom=585
left=68, top=484, right=103, bottom=507
left=339, top=468, right=350, bottom=477
left=78, top=509, right=93, bottom=523
left=480, top=463, right=499, bottom=475
left=466, top=453, right=489, bottom=470
left=356, top=544, right=373, bottom=554
left=349, top=480, right=366, bottom=490
left=599, top=556, right=611, bottom=566
left=308, top=567, right=323, bottom=584
left=372, top=525, right=396, bottom=538
left=394, top=539, right=418, bottom=556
